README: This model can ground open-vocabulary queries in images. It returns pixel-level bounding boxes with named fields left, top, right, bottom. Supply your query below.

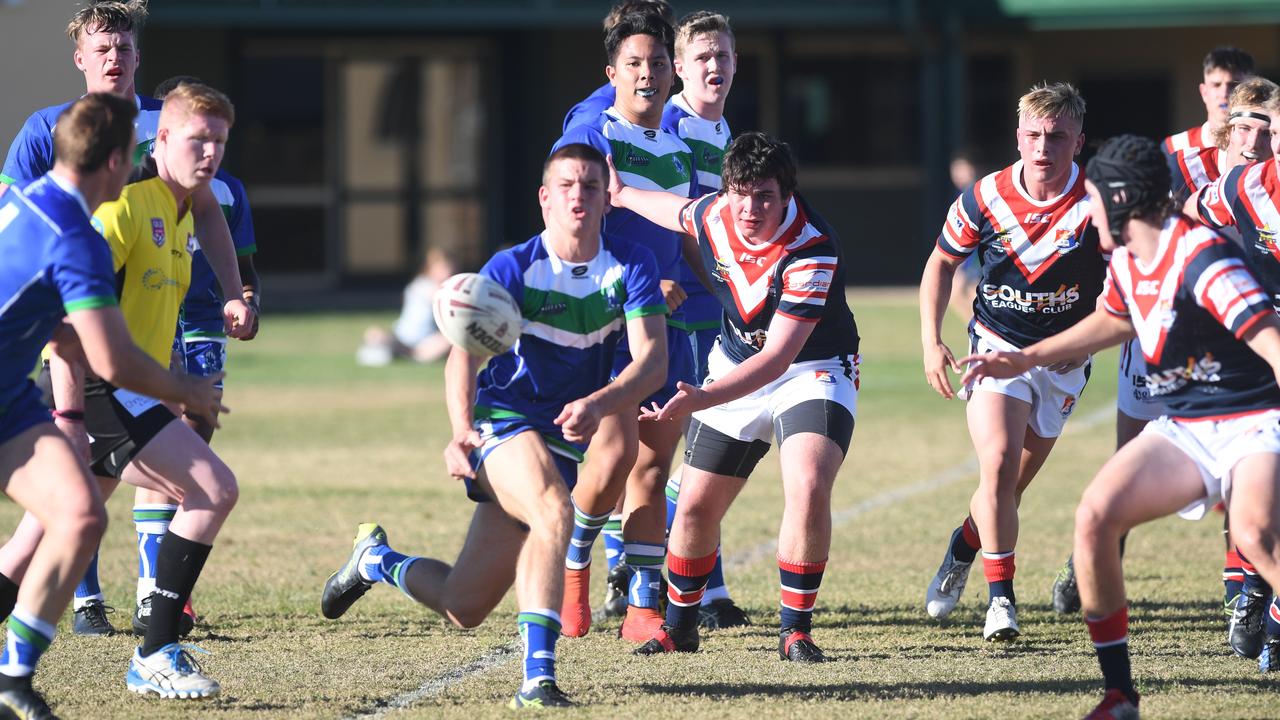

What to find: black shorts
left=83, top=377, right=175, bottom=479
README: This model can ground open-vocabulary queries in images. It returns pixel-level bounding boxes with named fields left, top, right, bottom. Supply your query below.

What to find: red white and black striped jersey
left=1103, top=214, right=1280, bottom=418
left=1169, top=145, right=1222, bottom=204
left=1162, top=122, right=1213, bottom=157
left=1194, top=159, right=1280, bottom=299
left=678, top=192, right=859, bottom=364
left=939, top=160, right=1105, bottom=348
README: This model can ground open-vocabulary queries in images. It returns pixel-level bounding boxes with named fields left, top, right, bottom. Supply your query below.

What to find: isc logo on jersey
left=1134, top=280, right=1160, bottom=295
left=981, top=283, right=1081, bottom=313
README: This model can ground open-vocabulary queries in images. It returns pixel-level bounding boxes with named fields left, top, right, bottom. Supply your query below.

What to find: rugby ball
left=432, top=272, right=522, bottom=357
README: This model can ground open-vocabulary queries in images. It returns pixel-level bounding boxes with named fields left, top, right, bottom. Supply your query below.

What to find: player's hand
left=53, top=416, right=91, bottom=461
left=240, top=302, right=261, bottom=341
left=958, top=350, right=1032, bottom=386
left=223, top=298, right=257, bottom=340
left=555, top=398, right=602, bottom=444
left=660, top=279, right=687, bottom=313
left=444, top=428, right=483, bottom=480
left=639, top=381, right=707, bottom=423
left=606, top=154, right=626, bottom=209
left=180, top=372, right=229, bottom=429
left=922, top=341, right=962, bottom=399
left=1046, top=355, right=1087, bottom=374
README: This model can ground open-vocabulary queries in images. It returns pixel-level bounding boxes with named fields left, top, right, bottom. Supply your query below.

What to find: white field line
left=343, top=402, right=1115, bottom=718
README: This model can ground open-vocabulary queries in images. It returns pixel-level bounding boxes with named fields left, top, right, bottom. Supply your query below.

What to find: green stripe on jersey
left=625, top=304, right=668, bottom=321
left=607, top=139, right=693, bottom=191
left=684, top=137, right=726, bottom=177
left=0, top=174, right=16, bottom=186
left=473, top=406, right=528, bottom=422
left=64, top=295, right=118, bottom=313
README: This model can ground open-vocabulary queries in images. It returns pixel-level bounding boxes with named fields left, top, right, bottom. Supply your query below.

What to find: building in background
left=5, top=0, right=1280, bottom=299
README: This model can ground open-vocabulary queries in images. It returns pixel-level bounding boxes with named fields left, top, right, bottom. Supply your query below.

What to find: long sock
left=625, top=543, right=665, bottom=610
left=134, top=503, right=178, bottom=604
left=665, top=551, right=717, bottom=631
left=0, top=572, right=18, bottom=623
left=566, top=502, right=610, bottom=571
left=1224, top=547, right=1244, bottom=608
left=701, top=550, right=730, bottom=604
left=1240, top=553, right=1271, bottom=596
left=517, top=609, right=560, bottom=692
left=0, top=607, right=54, bottom=689
left=141, top=532, right=211, bottom=656
left=72, top=550, right=103, bottom=609
left=779, top=556, right=826, bottom=632
left=1267, top=596, right=1280, bottom=640
left=358, top=545, right=419, bottom=598
left=603, top=515, right=624, bottom=572
left=664, top=474, right=681, bottom=533
left=1086, top=606, right=1137, bottom=705
left=951, top=516, right=981, bottom=563
left=983, top=551, right=1016, bottom=604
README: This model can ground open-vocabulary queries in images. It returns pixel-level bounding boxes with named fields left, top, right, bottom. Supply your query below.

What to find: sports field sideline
left=8, top=290, right=1266, bottom=719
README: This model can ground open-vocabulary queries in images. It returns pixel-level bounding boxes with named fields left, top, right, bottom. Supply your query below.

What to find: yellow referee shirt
left=91, top=177, right=193, bottom=365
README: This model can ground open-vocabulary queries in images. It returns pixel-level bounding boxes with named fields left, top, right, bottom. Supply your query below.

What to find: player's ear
left=537, top=184, right=550, bottom=207
left=605, top=64, right=617, bottom=84
left=73, top=46, right=86, bottom=72
left=1075, top=132, right=1086, bottom=156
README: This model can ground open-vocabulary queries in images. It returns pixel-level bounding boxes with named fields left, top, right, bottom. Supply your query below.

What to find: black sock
left=0, top=571, right=19, bottom=623
left=1097, top=643, right=1137, bottom=705
left=140, top=532, right=211, bottom=656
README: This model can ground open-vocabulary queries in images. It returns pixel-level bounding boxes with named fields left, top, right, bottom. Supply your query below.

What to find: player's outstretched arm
left=920, top=247, right=964, bottom=398
left=443, top=346, right=485, bottom=479
left=960, top=308, right=1133, bottom=386
left=643, top=313, right=816, bottom=423
left=1241, top=315, right=1280, bottom=389
left=557, top=314, right=668, bottom=444
left=64, top=306, right=228, bottom=426
left=191, top=185, right=256, bottom=339
left=607, top=154, right=689, bottom=233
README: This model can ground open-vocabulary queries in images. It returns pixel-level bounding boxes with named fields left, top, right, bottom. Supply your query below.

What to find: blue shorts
left=0, top=383, right=53, bottom=447
left=689, top=327, right=720, bottom=384
left=613, top=323, right=696, bottom=406
left=465, top=411, right=581, bottom=503
left=181, top=338, right=227, bottom=387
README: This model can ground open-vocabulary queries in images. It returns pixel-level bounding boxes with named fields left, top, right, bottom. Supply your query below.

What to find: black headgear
left=1085, top=134, right=1171, bottom=244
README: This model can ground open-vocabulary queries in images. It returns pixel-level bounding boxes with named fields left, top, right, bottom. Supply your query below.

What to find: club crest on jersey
left=1053, top=228, right=1078, bottom=254
left=992, top=230, right=1012, bottom=254
left=713, top=257, right=732, bottom=282
left=1257, top=227, right=1278, bottom=254
left=186, top=233, right=199, bottom=255
left=1060, top=395, right=1076, bottom=416
left=671, top=155, right=689, bottom=180
left=1158, top=298, right=1176, bottom=329
left=814, top=370, right=835, bottom=385
left=150, top=218, right=165, bottom=247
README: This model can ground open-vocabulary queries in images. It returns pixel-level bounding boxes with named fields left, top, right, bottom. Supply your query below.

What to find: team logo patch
left=1158, top=298, right=1176, bottom=329
left=186, top=233, right=199, bottom=254
left=151, top=218, right=166, bottom=247
left=713, top=257, right=732, bottom=281
left=1053, top=228, right=1078, bottom=254
left=992, top=230, right=1012, bottom=254
left=814, top=370, right=835, bottom=384
left=671, top=155, right=689, bottom=180
left=1257, top=227, right=1278, bottom=254
left=1061, top=395, right=1076, bottom=416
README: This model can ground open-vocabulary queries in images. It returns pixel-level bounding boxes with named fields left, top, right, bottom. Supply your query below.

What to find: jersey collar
left=46, top=171, right=92, bottom=219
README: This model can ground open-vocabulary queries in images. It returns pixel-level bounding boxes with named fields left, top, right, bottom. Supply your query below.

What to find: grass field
left=8, top=289, right=1271, bottom=719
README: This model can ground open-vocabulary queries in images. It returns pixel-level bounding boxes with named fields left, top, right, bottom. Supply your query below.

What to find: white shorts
left=963, top=330, right=1089, bottom=439
left=1116, top=338, right=1166, bottom=422
left=692, top=341, right=859, bottom=444
left=1142, top=409, right=1280, bottom=520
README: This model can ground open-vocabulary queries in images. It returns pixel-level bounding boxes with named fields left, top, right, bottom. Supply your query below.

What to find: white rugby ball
left=432, top=272, right=522, bottom=357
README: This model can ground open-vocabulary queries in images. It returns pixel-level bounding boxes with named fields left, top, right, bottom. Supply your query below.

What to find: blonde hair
left=1213, top=76, right=1280, bottom=150
left=1017, top=82, right=1086, bottom=123
left=66, top=1, right=148, bottom=44
left=160, top=83, right=236, bottom=130
left=675, top=11, right=734, bottom=57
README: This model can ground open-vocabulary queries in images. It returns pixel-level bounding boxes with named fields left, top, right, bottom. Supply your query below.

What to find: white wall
left=0, top=1, right=86, bottom=154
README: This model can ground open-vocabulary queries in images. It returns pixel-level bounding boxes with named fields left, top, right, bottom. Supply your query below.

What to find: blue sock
left=625, top=543, right=665, bottom=610
left=134, top=503, right=177, bottom=604
left=73, top=551, right=102, bottom=607
left=603, top=515, right=624, bottom=572
left=702, top=550, right=729, bottom=604
left=1267, top=596, right=1280, bottom=640
left=518, top=609, right=560, bottom=691
left=664, top=473, right=681, bottom=534
left=358, top=545, right=418, bottom=597
left=0, top=608, right=54, bottom=678
left=566, top=502, right=610, bottom=571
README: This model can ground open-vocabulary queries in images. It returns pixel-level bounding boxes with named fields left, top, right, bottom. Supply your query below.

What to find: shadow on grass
left=638, top=674, right=1276, bottom=701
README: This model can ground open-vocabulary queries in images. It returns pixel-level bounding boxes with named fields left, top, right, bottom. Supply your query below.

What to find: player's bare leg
left=1075, top=433, right=1208, bottom=716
